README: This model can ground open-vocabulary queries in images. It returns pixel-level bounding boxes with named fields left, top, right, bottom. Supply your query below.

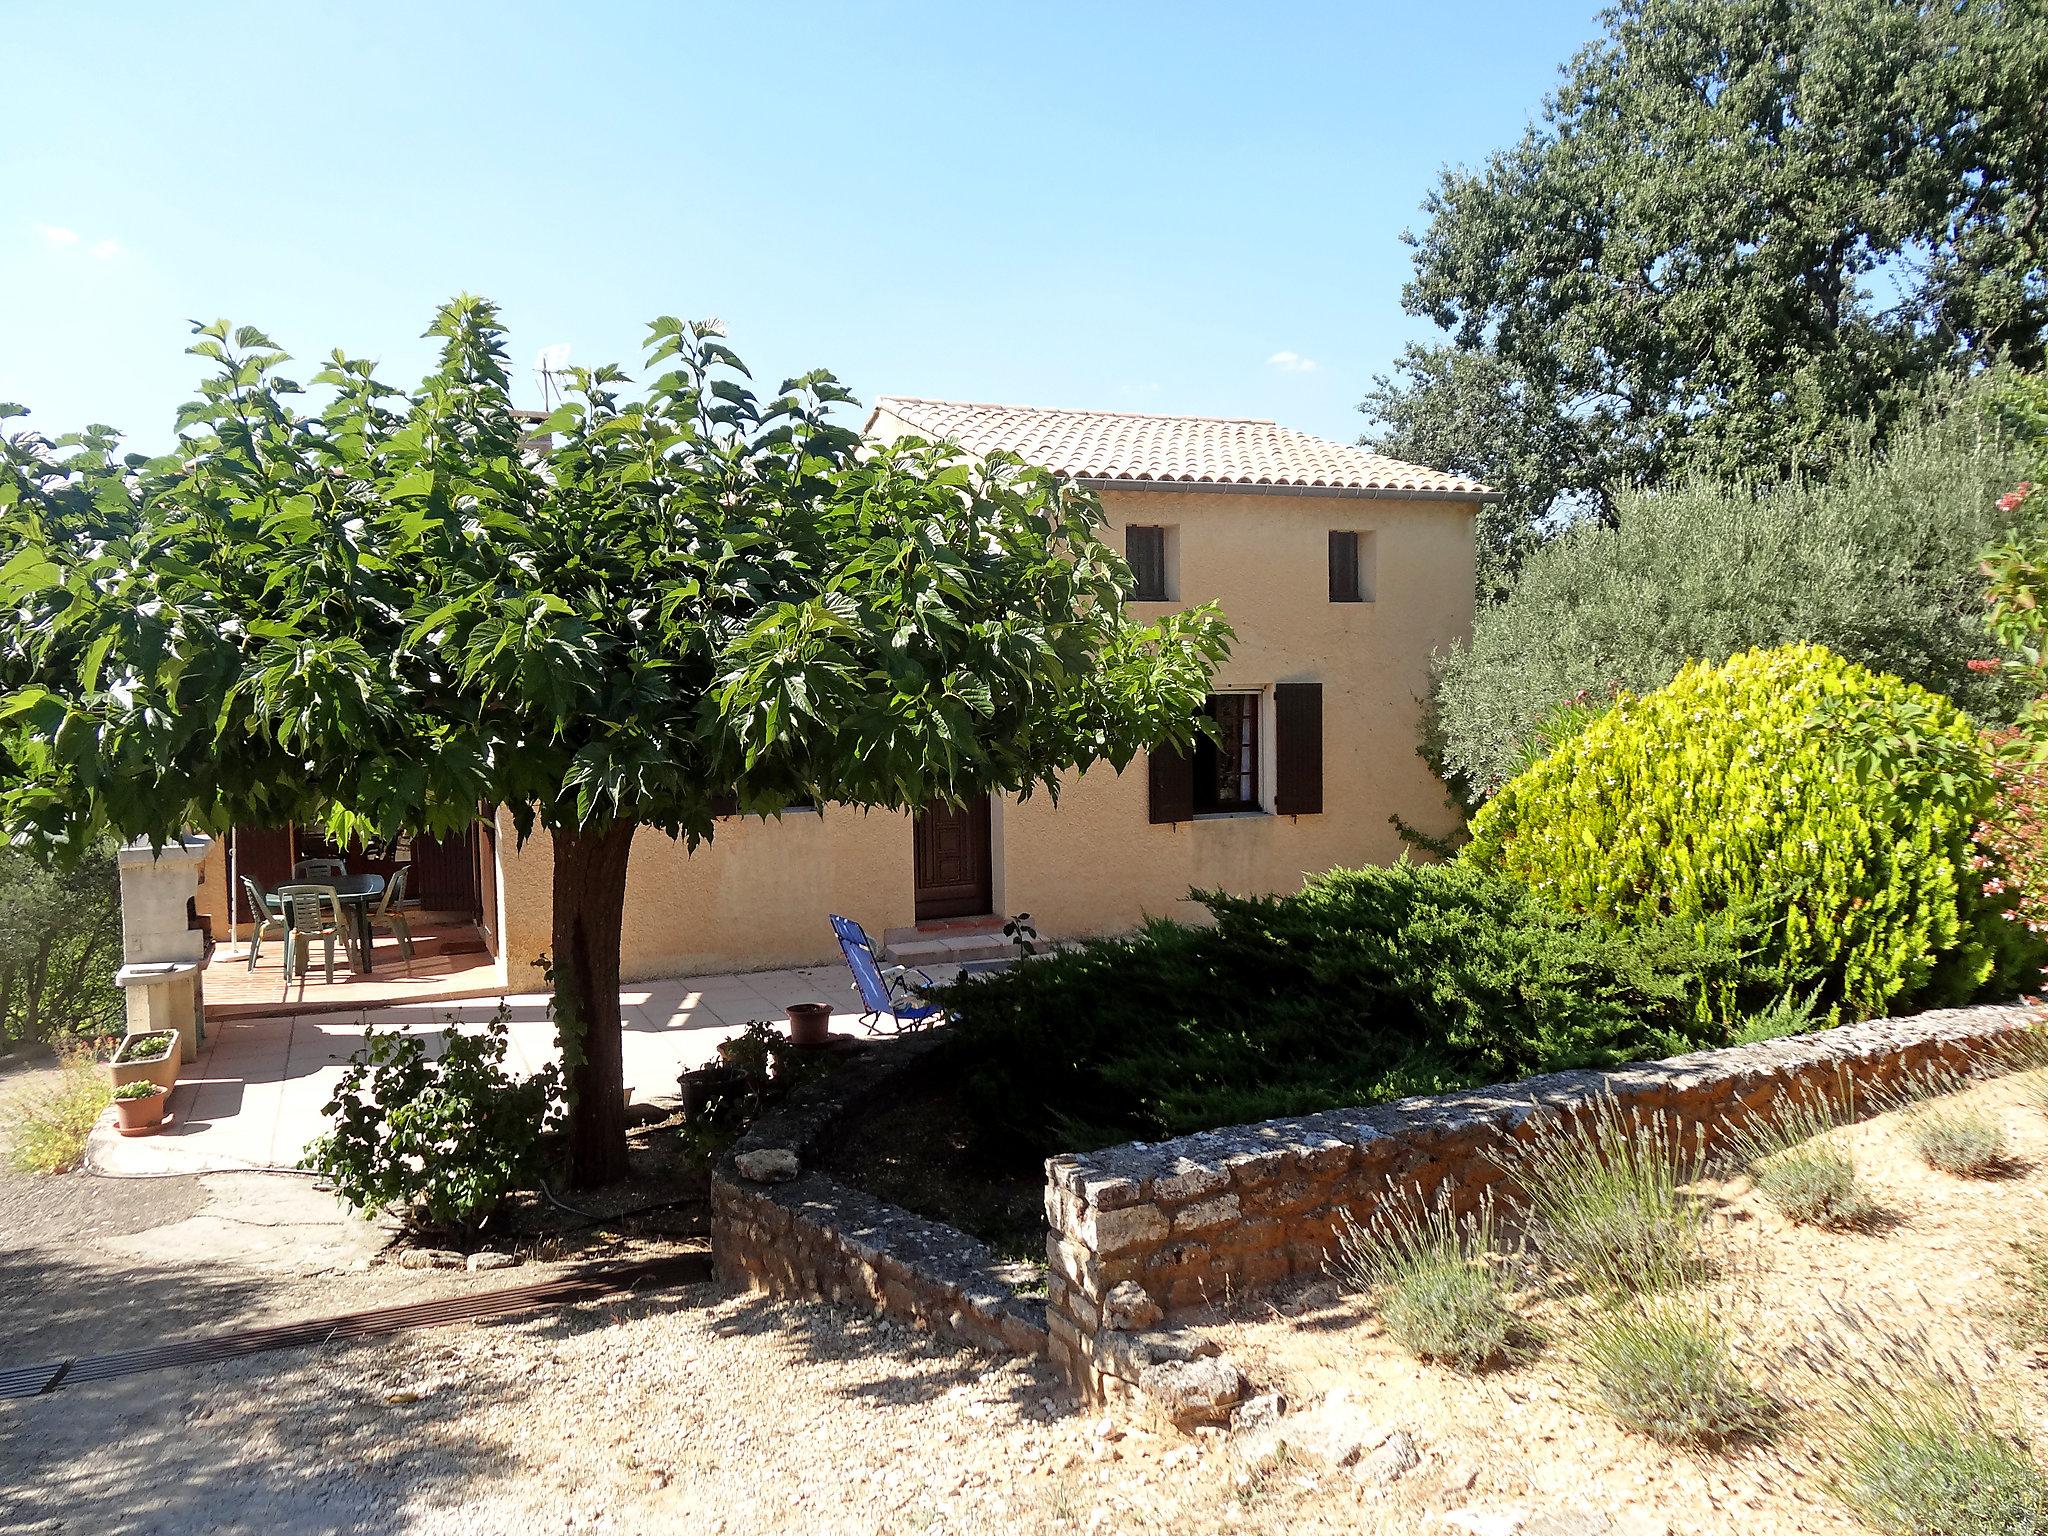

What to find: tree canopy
left=0, top=298, right=1232, bottom=1180
left=1362, top=0, right=2048, bottom=586
left=1429, top=379, right=2031, bottom=799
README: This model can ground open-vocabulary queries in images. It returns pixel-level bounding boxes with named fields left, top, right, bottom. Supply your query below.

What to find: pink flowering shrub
left=1973, top=734, right=2048, bottom=996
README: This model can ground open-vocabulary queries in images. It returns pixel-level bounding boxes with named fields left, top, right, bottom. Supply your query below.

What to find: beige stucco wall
left=999, top=486, right=1475, bottom=937
left=494, top=802, right=921, bottom=988
left=192, top=835, right=232, bottom=939
left=490, top=481, right=1477, bottom=980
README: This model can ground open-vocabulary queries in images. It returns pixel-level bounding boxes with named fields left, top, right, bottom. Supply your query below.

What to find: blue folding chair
left=830, top=914, right=943, bottom=1035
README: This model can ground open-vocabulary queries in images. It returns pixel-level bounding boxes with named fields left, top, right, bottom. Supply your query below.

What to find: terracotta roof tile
left=868, top=398, right=1495, bottom=499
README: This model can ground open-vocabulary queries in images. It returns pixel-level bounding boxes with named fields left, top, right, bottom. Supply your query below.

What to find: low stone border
left=1042, top=1001, right=2039, bottom=1404
left=710, top=1032, right=1049, bottom=1358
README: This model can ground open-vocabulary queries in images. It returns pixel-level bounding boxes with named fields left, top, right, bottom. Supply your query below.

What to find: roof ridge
left=876, top=396, right=1279, bottom=428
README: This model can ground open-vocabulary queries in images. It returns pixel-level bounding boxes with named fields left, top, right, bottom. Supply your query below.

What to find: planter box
left=109, top=1031, right=181, bottom=1095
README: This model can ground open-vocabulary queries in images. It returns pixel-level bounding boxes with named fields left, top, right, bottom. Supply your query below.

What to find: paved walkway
left=94, top=960, right=943, bottom=1175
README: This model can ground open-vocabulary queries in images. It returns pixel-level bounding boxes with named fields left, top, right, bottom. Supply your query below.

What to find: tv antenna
left=534, top=343, right=572, bottom=410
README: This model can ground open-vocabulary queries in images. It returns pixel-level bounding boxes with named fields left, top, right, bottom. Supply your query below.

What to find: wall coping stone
left=1048, top=1002, right=2038, bottom=1203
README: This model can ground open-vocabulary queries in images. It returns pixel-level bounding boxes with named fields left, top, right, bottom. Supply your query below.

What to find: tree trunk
left=550, top=820, right=638, bottom=1187
left=21, top=935, right=53, bottom=1043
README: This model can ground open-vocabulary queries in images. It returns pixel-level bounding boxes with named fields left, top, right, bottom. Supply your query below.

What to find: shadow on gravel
left=700, top=1291, right=1063, bottom=1416
left=0, top=1327, right=517, bottom=1534
left=0, top=1235, right=279, bottom=1366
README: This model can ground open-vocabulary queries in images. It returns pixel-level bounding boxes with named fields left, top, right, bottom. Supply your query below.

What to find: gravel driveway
left=0, top=1060, right=1590, bottom=1535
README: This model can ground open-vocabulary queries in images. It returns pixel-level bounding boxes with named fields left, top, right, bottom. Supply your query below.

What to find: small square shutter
left=708, top=790, right=739, bottom=818
left=1274, top=682, right=1324, bottom=815
left=1148, top=743, right=1194, bottom=824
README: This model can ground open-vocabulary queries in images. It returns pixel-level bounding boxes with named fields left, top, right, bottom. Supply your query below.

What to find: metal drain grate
left=3, top=1250, right=711, bottom=1399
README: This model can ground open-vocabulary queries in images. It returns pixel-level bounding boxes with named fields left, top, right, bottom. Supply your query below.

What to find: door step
left=883, top=920, right=1013, bottom=968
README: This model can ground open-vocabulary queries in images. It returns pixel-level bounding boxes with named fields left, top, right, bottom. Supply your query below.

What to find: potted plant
left=785, top=1002, right=833, bottom=1048
left=109, top=1031, right=180, bottom=1095
left=677, top=1060, right=738, bottom=1121
left=112, top=1079, right=167, bottom=1136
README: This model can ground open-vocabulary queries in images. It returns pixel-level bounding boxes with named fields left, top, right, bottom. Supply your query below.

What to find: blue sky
left=3, top=2, right=1602, bottom=453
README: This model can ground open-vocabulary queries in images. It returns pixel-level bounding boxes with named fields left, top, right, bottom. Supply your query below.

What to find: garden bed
left=813, top=1068, right=1047, bottom=1265
left=1173, top=1065, right=2048, bottom=1535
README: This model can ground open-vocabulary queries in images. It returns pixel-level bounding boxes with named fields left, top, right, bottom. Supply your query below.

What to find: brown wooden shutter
left=1328, top=531, right=1360, bottom=602
left=1127, top=526, right=1168, bottom=601
left=708, top=790, right=739, bottom=817
left=1274, top=682, right=1324, bottom=815
left=1148, top=742, right=1194, bottom=824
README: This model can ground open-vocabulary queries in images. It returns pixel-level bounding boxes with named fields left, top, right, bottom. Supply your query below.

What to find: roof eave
left=1073, top=476, right=1503, bottom=505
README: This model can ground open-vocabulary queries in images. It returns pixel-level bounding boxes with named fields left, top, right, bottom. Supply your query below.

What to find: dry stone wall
left=1042, top=1002, right=2038, bottom=1403
left=710, top=1034, right=1048, bottom=1359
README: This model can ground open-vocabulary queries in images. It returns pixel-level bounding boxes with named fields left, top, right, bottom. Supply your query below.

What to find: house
left=194, top=401, right=1492, bottom=978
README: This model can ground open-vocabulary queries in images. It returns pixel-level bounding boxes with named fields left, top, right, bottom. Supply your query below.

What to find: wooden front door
left=913, top=796, right=993, bottom=920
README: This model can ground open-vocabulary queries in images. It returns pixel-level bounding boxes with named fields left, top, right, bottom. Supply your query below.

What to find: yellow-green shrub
left=1467, top=644, right=2007, bottom=1018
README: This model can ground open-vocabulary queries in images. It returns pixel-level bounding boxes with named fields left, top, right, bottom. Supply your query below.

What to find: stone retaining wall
left=1042, top=1001, right=2038, bottom=1403
left=711, top=1035, right=1048, bottom=1359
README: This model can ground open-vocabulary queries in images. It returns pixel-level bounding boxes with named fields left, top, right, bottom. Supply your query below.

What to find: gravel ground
left=32, top=1054, right=2040, bottom=1532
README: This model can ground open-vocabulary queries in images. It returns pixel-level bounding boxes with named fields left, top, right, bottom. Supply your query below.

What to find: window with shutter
left=1274, top=682, right=1324, bottom=815
left=1126, top=525, right=1171, bottom=602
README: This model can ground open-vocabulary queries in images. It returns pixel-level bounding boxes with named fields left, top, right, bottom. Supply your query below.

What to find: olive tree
left=0, top=297, right=1231, bottom=1183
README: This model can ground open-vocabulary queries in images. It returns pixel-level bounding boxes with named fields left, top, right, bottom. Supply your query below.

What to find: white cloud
left=1267, top=350, right=1319, bottom=374
left=34, top=223, right=81, bottom=245
left=89, top=238, right=121, bottom=259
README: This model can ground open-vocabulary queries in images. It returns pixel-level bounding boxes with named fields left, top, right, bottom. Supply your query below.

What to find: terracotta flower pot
left=785, top=1002, right=833, bottom=1048
left=113, top=1088, right=167, bottom=1137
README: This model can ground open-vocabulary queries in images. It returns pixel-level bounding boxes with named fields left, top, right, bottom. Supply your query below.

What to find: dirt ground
left=1189, top=1068, right=2048, bottom=1536
left=8, top=1059, right=2048, bottom=1533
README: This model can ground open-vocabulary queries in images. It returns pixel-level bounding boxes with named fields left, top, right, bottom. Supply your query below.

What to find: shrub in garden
left=6, top=1049, right=107, bottom=1174
left=302, top=1010, right=563, bottom=1234
left=2000, top=1237, right=2048, bottom=1344
left=1578, top=1300, right=1772, bottom=1447
left=1490, top=1096, right=1711, bottom=1296
left=1798, top=1306, right=2048, bottom=1536
left=1972, top=747, right=2048, bottom=995
left=1727, top=1089, right=1879, bottom=1230
left=1431, top=383, right=2031, bottom=799
left=1905, top=1101, right=2012, bottom=1178
left=0, top=843, right=123, bottom=1048
left=1330, top=1191, right=1519, bottom=1371
left=943, top=861, right=1770, bottom=1158
left=1468, top=643, right=2031, bottom=1021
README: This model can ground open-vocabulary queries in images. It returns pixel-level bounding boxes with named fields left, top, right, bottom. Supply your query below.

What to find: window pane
left=1193, top=693, right=1259, bottom=812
